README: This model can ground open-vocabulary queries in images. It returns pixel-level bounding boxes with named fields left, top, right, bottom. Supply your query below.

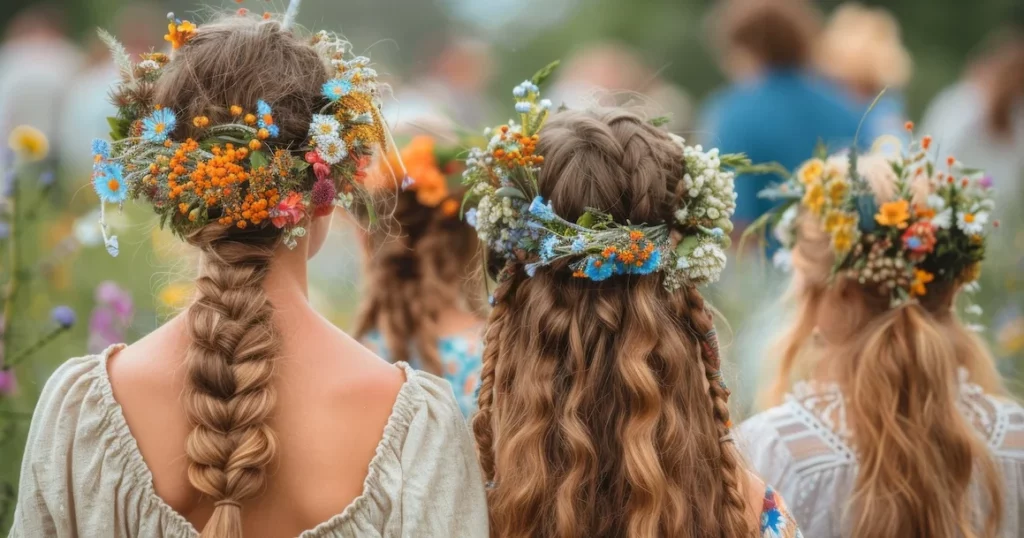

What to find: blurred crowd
left=0, top=0, right=1022, bottom=391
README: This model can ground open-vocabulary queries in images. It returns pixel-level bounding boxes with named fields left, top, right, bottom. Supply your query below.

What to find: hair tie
left=215, top=499, right=242, bottom=509
left=485, top=481, right=497, bottom=490
left=719, top=433, right=734, bottom=444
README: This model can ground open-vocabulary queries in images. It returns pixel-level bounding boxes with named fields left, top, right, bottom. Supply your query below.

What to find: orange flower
left=244, top=114, right=256, bottom=125
left=440, top=198, right=460, bottom=218
left=921, top=135, right=932, bottom=150
left=910, top=269, right=934, bottom=297
left=904, top=121, right=914, bottom=131
left=230, top=105, right=243, bottom=116
left=875, top=199, right=910, bottom=229
left=164, top=20, right=197, bottom=50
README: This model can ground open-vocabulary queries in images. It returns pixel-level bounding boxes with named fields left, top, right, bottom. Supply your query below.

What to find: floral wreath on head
left=460, top=62, right=749, bottom=293
left=368, top=135, right=465, bottom=220
left=759, top=122, right=996, bottom=308
left=89, top=9, right=391, bottom=256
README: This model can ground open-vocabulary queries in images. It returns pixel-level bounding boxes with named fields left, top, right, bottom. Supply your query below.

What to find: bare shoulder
left=106, top=315, right=189, bottom=401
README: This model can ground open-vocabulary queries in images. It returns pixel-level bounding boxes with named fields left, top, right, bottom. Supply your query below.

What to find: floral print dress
left=362, top=325, right=484, bottom=418
left=761, top=485, right=803, bottom=538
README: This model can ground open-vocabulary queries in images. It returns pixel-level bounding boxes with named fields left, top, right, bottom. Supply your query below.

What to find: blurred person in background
left=0, top=4, right=82, bottom=173
left=355, top=136, right=487, bottom=417
left=922, top=30, right=1024, bottom=212
left=388, top=36, right=495, bottom=132
left=740, top=142, right=1023, bottom=536
left=700, top=0, right=861, bottom=229
left=816, top=3, right=912, bottom=142
left=58, top=3, right=164, bottom=175
left=549, top=42, right=694, bottom=132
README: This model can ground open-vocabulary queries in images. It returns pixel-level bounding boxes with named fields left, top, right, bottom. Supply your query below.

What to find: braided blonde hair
left=152, top=15, right=329, bottom=537
left=473, top=109, right=753, bottom=537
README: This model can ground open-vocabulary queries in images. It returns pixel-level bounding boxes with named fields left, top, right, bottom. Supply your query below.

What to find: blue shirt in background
left=700, top=69, right=863, bottom=225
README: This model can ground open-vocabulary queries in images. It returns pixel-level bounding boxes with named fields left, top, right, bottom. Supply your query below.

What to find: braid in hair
left=183, top=226, right=281, bottom=538
left=684, top=287, right=751, bottom=537
left=473, top=260, right=518, bottom=484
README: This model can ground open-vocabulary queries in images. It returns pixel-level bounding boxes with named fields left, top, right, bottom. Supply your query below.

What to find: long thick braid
left=472, top=263, right=517, bottom=484
left=684, top=286, right=751, bottom=537
left=184, top=227, right=281, bottom=538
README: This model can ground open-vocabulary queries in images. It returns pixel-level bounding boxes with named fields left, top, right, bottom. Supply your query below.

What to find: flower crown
left=761, top=123, right=996, bottom=306
left=461, top=64, right=745, bottom=291
left=374, top=135, right=464, bottom=219
left=90, top=14, right=388, bottom=256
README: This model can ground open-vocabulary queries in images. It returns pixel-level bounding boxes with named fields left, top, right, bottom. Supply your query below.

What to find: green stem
left=23, top=184, right=52, bottom=221
left=1, top=170, right=20, bottom=369
left=7, top=326, right=67, bottom=368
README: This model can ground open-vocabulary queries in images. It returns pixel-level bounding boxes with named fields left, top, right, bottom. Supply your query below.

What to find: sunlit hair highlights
left=762, top=171, right=1006, bottom=537
left=473, top=109, right=753, bottom=538
left=154, top=15, right=329, bottom=538
left=354, top=188, right=484, bottom=374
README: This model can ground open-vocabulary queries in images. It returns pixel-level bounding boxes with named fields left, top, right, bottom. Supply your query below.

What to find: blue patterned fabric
left=362, top=327, right=484, bottom=417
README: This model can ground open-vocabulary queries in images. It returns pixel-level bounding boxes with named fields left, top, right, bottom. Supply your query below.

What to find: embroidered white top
left=9, top=348, right=489, bottom=537
left=738, top=371, right=1024, bottom=538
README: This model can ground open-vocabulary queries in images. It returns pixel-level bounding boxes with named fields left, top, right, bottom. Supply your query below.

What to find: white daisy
left=309, top=114, right=341, bottom=138
left=956, top=210, right=988, bottom=235
left=315, top=135, right=348, bottom=164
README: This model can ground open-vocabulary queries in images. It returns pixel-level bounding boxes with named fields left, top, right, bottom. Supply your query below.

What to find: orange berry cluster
left=492, top=126, right=544, bottom=168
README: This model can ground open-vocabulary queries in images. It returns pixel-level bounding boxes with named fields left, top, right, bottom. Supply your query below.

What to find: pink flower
left=304, top=150, right=325, bottom=165
left=270, top=192, right=306, bottom=228
left=0, top=369, right=17, bottom=396
left=313, top=162, right=332, bottom=183
left=311, top=178, right=337, bottom=217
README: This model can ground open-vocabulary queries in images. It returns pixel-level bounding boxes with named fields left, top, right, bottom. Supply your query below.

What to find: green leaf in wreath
left=495, top=186, right=527, bottom=200
left=576, top=211, right=595, bottom=229
left=531, top=60, right=561, bottom=87
left=250, top=150, right=269, bottom=170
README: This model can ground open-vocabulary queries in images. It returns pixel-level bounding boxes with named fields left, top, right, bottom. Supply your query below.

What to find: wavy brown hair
left=354, top=187, right=484, bottom=374
left=761, top=174, right=1007, bottom=536
left=153, top=15, right=329, bottom=538
left=473, top=109, right=755, bottom=538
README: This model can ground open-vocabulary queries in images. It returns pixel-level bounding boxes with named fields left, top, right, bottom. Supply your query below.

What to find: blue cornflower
left=583, top=255, right=615, bottom=281
left=528, top=196, right=556, bottom=222
left=570, top=235, right=587, bottom=254
left=465, top=208, right=478, bottom=228
left=525, top=263, right=540, bottom=277
left=515, top=102, right=532, bottom=114
left=539, top=99, right=553, bottom=110
left=540, top=235, right=559, bottom=261
left=267, top=124, right=280, bottom=138
left=513, top=84, right=527, bottom=98
left=256, top=99, right=272, bottom=118
left=906, top=236, right=922, bottom=250
left=634, top=249, right=662, bottom=275
left=322, top=78, right=353, bottom=101
left=92, top=163, right=128, bottom=203
left=141, top=108, right=176, bottom=143
left=91, top=139, right=111, bottom=160
left=50, top=305, right=76, bottom=329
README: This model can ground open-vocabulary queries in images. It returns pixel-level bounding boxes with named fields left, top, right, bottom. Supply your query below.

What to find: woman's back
left=11, top=11, right=487, bottom=538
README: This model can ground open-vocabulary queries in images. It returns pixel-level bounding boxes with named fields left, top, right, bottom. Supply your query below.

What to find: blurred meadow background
left=1, top=0, right=1023, bottom=530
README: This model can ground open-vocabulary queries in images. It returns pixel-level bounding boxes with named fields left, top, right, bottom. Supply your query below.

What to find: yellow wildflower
left=831, top=221, right=858, bottom=255
left=823, top=210, right=856, bottom=233
left=910, top=269, right=934, bottom=297
left=8, top=125, right=49, bottom=162
left=797, top=159, right=824, bottom=185
left=875, top=199, right=910, bottom=229
left=158, top=282, right=194, bottom=309
left=826, top=177, right=849, bottom=206
left=960, top=262, right=981, bottom=283
left=802, top=181, right=826, bottom=216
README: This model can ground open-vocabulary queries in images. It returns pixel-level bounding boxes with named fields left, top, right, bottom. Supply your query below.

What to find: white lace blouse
left=738, top=372, right=1024, bottom=537
left=10, top=347, right=489, bottom=537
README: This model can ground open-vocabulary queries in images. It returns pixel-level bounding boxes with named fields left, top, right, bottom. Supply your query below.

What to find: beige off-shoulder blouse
left=10, top=346, right=489, bottom=537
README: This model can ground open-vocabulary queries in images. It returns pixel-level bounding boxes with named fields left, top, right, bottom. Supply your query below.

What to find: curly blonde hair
left=153, top=15, right=329, bottom=538
left=473, top=109, right=754, bottom=537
